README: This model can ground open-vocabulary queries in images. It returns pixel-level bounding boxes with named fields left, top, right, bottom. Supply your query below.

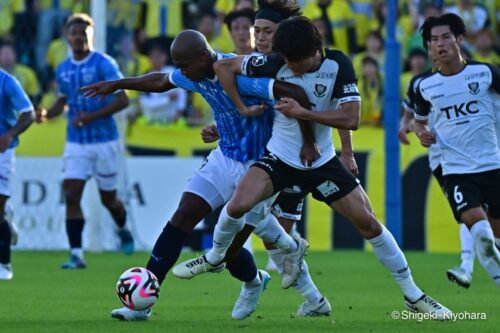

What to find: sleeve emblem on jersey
left=251, top=56, right=266, bottom=67
left=468, top=82, right=480, bottom=95
left=342, top=83, right=359, bottom=94
left=314, top=83, right=327, bottom=97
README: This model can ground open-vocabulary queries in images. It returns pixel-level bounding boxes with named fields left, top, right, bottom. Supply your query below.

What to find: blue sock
left=66, top=218, right=85, bottom=249
left=226, top=248, right=258, bottom=283
left=0, top=222, right=11, bottom=264
left=147, top=222, right=189, bottom=285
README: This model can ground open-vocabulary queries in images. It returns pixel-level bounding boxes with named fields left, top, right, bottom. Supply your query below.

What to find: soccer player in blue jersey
left=35, top=14, right=133, bottom=269
left=82, top=29, right=315, bottom=321
left=0, top=69, right=35, bottom=280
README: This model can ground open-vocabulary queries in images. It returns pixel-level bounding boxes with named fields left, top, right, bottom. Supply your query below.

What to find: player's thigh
left=0, top=149, right=15, bottom=198
left=480, top=169, right=500, bottom=221
left=93, top=140, right=121, bottom=192
left=62, top=179, right=86, bottom=204
left=229, top=166, right=275, bottom=216
left=444, top=173, right=485, bottom=224
left=171, top=191, right=214, bottom=232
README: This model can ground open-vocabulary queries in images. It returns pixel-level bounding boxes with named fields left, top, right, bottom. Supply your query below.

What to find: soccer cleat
left=117, top=229, right=134, bottom=256
left=61, top=255, right=87, bottom=269
left=404, top=294, right=452, bottom=320
left=265, top=258, right=279, bottom=272
left=0, top=264, right=13, bottom=280
left=172, top=255, right=225, bottom=279
left=295, top=297, right=332, bottom=317
left=281, top=237, right=308, bottom=289
left=446, top=266, right=472, bottom=288
left=111, top=307, right=151, bottom=321
left=4, top=205, right=17, bottom=245
left=232, top=270, right=271, bottom=320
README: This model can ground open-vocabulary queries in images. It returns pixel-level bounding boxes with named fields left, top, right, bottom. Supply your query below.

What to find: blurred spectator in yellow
left=137, top=42, right=187, bottom=128
left=400, top=48, right=428, bottom=99
left=45, top=25, right=70, bottom=74
left=34, top=0, right=87, bottom=73
left=0, top=43, right=41, bottom=102
left=349, top=0, right=378, bottom=51
left=303, top=0, right=357, bottom=55
left=0, top=0, right=24, bottom=42
left=358, top=56, right=383, bottom=126
left=445, top=0, right=489, bottom=43
left=215, top=0, right=255, bottom=15
left=224, top=8, right=255, bottom=55
left=139, top=0, right=183, bottom=38
left=406, top=3, right=442, bottom=53
left=472, top=29, right=500, bottom=66
left=312, top=18, right=333, bottom=48
left=353, top=31, right=385, bottom=76
left=107, top=0, right=142, bottom=58
left=39, top=79, right=58, bottom=110
left=197, top=11, right=234, bottom=53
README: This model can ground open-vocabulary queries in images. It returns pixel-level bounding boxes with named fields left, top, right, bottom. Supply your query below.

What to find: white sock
left=205, top=205, right=245, bottom=264
left=245, top=270, right=261, bottom=288
left=470, top=220, right=500, bottom=286
left=459, top=223, right=475, bottom=273
left=294, top=261, right=323, bottom=303
left=368, top=225, right=423, bottom=302
left=495, top=237, right=500, bottom=250
left=253, top=214, right=298, bottom=252
left=267, top=249, right=284, bottom=274
left=71, top=248, right=83, bottom=259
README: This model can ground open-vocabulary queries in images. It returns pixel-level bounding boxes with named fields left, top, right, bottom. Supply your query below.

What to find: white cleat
left=111, top=307, right=151, bottom=321
left=295, top=297, right=332, bottom=317
left=0, top=264, right=13, bottom=280
left=172, top=255, right=225, bottom=279
left=265, top=258, right=279, bottom=272
left=232, top=270, right=271, bottom=320
left=404, top=294, right=452, bottom=320
left=446, top=266, right=472, bottom=288
left=281, top=237, right=308, bottom=289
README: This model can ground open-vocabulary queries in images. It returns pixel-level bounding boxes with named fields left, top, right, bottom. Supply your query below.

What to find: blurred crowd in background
left=0, top=0, right=498, bottom=136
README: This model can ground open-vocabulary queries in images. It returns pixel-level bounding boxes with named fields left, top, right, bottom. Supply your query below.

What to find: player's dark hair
left=255, top=0, right=301, bottom=23
left=65, top=13, right=94, bottom=29
left=272, top=16, right=322, bottom=61
left=420, top=13, right=466, bottom=50
left=224, top=8, right=255, bottom=31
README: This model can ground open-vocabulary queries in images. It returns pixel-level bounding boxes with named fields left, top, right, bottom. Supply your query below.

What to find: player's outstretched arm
left=81, top=72, right=174, bottom=101
left=413, top=119, right=436, bottom=148
left=71, top=91, right=129, bottom=128
left=36, top=96, right=67, bottom=123
left=338, top=129, right=358, bottom=175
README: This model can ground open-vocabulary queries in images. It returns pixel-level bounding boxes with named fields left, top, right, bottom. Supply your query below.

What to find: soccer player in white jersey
left=413, top=13, right=500, bottom=287
left=0, top=69, right=35, bottom=280
left=177, top=16, right=453, bottom=319
left=35, top=14, right=133, bottom=269
left=82, top=29, right=315, bottom=321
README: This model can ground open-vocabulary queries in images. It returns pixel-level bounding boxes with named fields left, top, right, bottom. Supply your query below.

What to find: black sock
left=226, top=248, right=258, bottom=283
left=66, top=218, right=85, bottom=249
left=0, top=222, right=11, bottom=264
left=112, top=210, right=127, bottom=229
left=146, top=222, right=189, bottom=285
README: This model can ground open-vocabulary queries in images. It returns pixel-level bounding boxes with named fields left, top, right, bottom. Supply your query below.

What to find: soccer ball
left=116, top=267, right=160, bottom=311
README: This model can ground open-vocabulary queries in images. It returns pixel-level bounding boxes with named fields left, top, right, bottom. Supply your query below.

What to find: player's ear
left=456, top=34, right=464, bottom=45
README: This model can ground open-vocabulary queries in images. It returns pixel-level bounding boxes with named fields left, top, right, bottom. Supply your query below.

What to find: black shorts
left=432, top=165, right=446, bottom=192
left=253, top=151, right=360, bottom=205
left=272, top=187, right=306, bottom=221
left=444, top=168, right=500, bottom=220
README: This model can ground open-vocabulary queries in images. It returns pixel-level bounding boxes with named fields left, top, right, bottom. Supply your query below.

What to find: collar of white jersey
left=70, top=51, right=95, bottom=65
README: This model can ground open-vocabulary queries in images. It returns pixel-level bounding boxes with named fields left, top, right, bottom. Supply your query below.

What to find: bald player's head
left=170, top=30, right=216, bottom=81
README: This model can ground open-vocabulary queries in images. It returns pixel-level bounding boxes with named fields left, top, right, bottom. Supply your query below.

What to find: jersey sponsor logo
left=421, top=82, right=443, bottom=91
left=316, top=180, right=339, bottom=198
left=251, top=56, right=266, bottom=67
left=468, top=82, right=480, bottom=95
left=314, top=83, right=327, bottom=97
left=315, top=71, right=336, bottom=79
left=342, top=83, right=358, bottom=94
left=430, top=94, right=444, bottom=100
left=279, top=75, right=297, bottom=80
left=440, top=101, right=479, bottom=119
left=465, top=71, right=489, bottom=80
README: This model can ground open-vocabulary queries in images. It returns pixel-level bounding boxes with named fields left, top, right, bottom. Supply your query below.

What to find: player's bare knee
left=171, top=205, right=202, bottom=232
left=227, top=197, right=251, bottom=218
left=355, top=212, right=381, bottom=239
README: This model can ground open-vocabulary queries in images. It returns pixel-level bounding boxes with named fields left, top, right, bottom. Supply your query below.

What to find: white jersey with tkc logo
left=242, top=50, right=361, bottom=169
left=414, top=62, right=500, bottom=175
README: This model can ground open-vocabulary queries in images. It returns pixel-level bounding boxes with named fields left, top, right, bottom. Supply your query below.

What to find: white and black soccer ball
left=116, top=267, right=160, bottom=311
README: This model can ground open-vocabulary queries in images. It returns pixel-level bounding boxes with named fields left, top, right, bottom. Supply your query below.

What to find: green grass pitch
left=0, top=251, right=497, bottom=333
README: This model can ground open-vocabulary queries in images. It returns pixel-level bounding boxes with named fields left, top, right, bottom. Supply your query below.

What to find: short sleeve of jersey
left=487, top=63, right=500, bottom=94
left=402, top=74, right=422, bottom=113
left=241, top=54, right=285, bottom=78
left=169, top=69, right=197, bottom=92
left=413, top=83, right=432, bottom=120
left=55, top=64, right=67, bottom=97
left=99, top=55, right=123, bottom=81
left=329, top=50, right=361, bottom=104
left=235, top=75, right=275, bottom=100
left=5, top=75, right=33, bottom=113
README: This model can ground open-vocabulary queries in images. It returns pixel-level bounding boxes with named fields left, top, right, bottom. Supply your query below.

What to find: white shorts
left=62, top=140, right=121, bottom=191
left=0, top=149, right=15, bottom=197
left=184, top=147, right=277, bottom=227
